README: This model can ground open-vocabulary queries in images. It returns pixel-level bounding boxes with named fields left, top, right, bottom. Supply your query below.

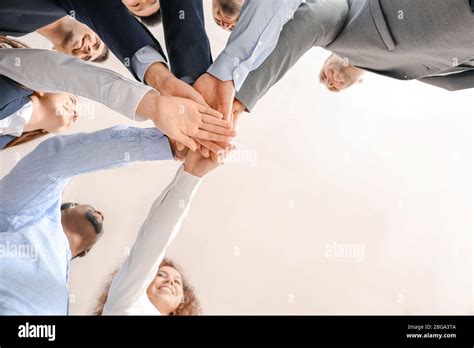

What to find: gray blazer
left=237, top=0, right=474, bottom=111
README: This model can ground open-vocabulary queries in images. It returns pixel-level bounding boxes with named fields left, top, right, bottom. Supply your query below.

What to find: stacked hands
left=139, top=63, right=247, bottom=166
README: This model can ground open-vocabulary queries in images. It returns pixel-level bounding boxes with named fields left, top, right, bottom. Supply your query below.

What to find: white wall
left=0, top=1, right=472, bottom=314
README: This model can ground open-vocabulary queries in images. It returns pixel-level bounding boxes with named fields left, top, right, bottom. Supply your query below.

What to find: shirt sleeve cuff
left=132, top=45, right=169, bottom=83
left=208, top=52, right=237, bottom=82
left=172, top=165, right=203, bottom=196
left=140, top=129, right=174, bottom=161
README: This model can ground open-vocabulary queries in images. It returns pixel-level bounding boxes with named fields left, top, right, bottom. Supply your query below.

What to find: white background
left=0, top=0, right=473, bottom=314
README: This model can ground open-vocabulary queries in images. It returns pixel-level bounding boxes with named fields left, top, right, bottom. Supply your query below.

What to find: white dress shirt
left=103, top=165, right=202, bottom=315
left=0, top=101, right=32, bottom=137
left=0, top=49, right=154, bottom=120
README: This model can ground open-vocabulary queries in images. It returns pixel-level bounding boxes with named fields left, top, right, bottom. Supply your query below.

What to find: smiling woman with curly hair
left=94, top=258, right=202, bottom=316
left=89, top=152, right=223, bottom=316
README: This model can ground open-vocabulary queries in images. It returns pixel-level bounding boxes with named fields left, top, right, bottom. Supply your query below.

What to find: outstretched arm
left=160, top=0, right=212, bottom=84
left=235, top=0, right=349, bottom=112
left=0, top=48, right=152, bottom=119
left=195, top=0, right=302, bottom=122
left=0, top=49, right=235, bottom=150
left=103, top=151, right=222, bottom=315
left=0, top=126, right=173, bottom=231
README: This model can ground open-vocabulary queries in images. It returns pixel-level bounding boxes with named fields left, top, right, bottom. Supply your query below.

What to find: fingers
left=176, top=134, right=197, bottom=152
left=201, top=115, right=233, bottom=128
left=220, top=103, right=233, bottom=123
left=188, top=88, right=210, bottom=108
left=199, top=123, right=236, bottom=137
left=210, top=151, right=220, bottom=163
left=196, top=139, right=231, bottom=154
left=195, top=130, right=233, bottom=143
left=201, top=146, right=210, bottom=158
left=198, top=105, right=223, bottom=119
left=177, top=142, right=186, bottom=151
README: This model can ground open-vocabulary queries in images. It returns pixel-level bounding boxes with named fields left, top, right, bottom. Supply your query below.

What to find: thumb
left=187, top=88, right=210, bottom=108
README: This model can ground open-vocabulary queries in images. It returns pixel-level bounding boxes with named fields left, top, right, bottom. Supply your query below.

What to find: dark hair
left=85, top=211, right=104, bottom=234
left=61, top=202, right=103, bottom=235
left=92, top=46, right=110, bottom=63
left=138, top=9, right=162, bottom=27
left=93, top=258, right=202, bottom=315
left=218, top=0, right=243, bottom=16
left=4, top=129, right=49, bottom=149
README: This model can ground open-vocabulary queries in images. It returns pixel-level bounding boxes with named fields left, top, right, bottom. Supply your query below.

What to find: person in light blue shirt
left=194, top=0, right=302, bottom=160
left=0, top=125, right=177, bottom=315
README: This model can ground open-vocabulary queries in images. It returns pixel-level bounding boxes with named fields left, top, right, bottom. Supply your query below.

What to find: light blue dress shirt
left=0, top=126, right=173, bottom=315
left=132, top=45, right=168, bottom=83
left=208, top=0, right=303, bottom=91
left=132, top=0, right=303, bottom=89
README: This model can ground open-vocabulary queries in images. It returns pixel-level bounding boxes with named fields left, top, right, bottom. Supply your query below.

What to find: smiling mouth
left=159, top=286, right=174, bottom=295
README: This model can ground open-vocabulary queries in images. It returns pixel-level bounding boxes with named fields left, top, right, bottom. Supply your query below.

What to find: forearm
left=143, top=62, right=174, bottom=92
left=208, top=0, right=302, bottom=90
left=160, top=0, right=212, bottom=83
left=103, top=165, right=201, bottom=314
left=234, top=2, right=319, bottom=111
left=0, top=126, right=173, bottom=216
left=0, top=49, right=153, bottom=120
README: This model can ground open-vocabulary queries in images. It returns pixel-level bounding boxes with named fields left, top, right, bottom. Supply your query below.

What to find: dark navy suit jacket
left=0, top=76, right=34, bottom=150
left=0, top=0, right=212, bottom=81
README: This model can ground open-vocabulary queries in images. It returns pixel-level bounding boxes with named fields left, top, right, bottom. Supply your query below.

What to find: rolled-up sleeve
left=208, top=0, right=302, bottom=91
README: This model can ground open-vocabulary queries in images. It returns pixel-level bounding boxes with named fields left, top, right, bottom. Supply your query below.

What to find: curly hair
left=93, top=258, right=202, bottom=316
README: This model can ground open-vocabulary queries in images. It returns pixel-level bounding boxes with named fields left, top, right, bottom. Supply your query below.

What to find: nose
left=164, top=277, right=175, bottom=287
left=83, top=34, right=92, bottom=53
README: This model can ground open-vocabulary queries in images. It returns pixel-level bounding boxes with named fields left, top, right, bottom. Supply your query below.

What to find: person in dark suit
left=0, top=0, right=212, bottom=104
left=122, top=0, right=162, bottom=26
left=36, top=15, right=109, bottom=63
